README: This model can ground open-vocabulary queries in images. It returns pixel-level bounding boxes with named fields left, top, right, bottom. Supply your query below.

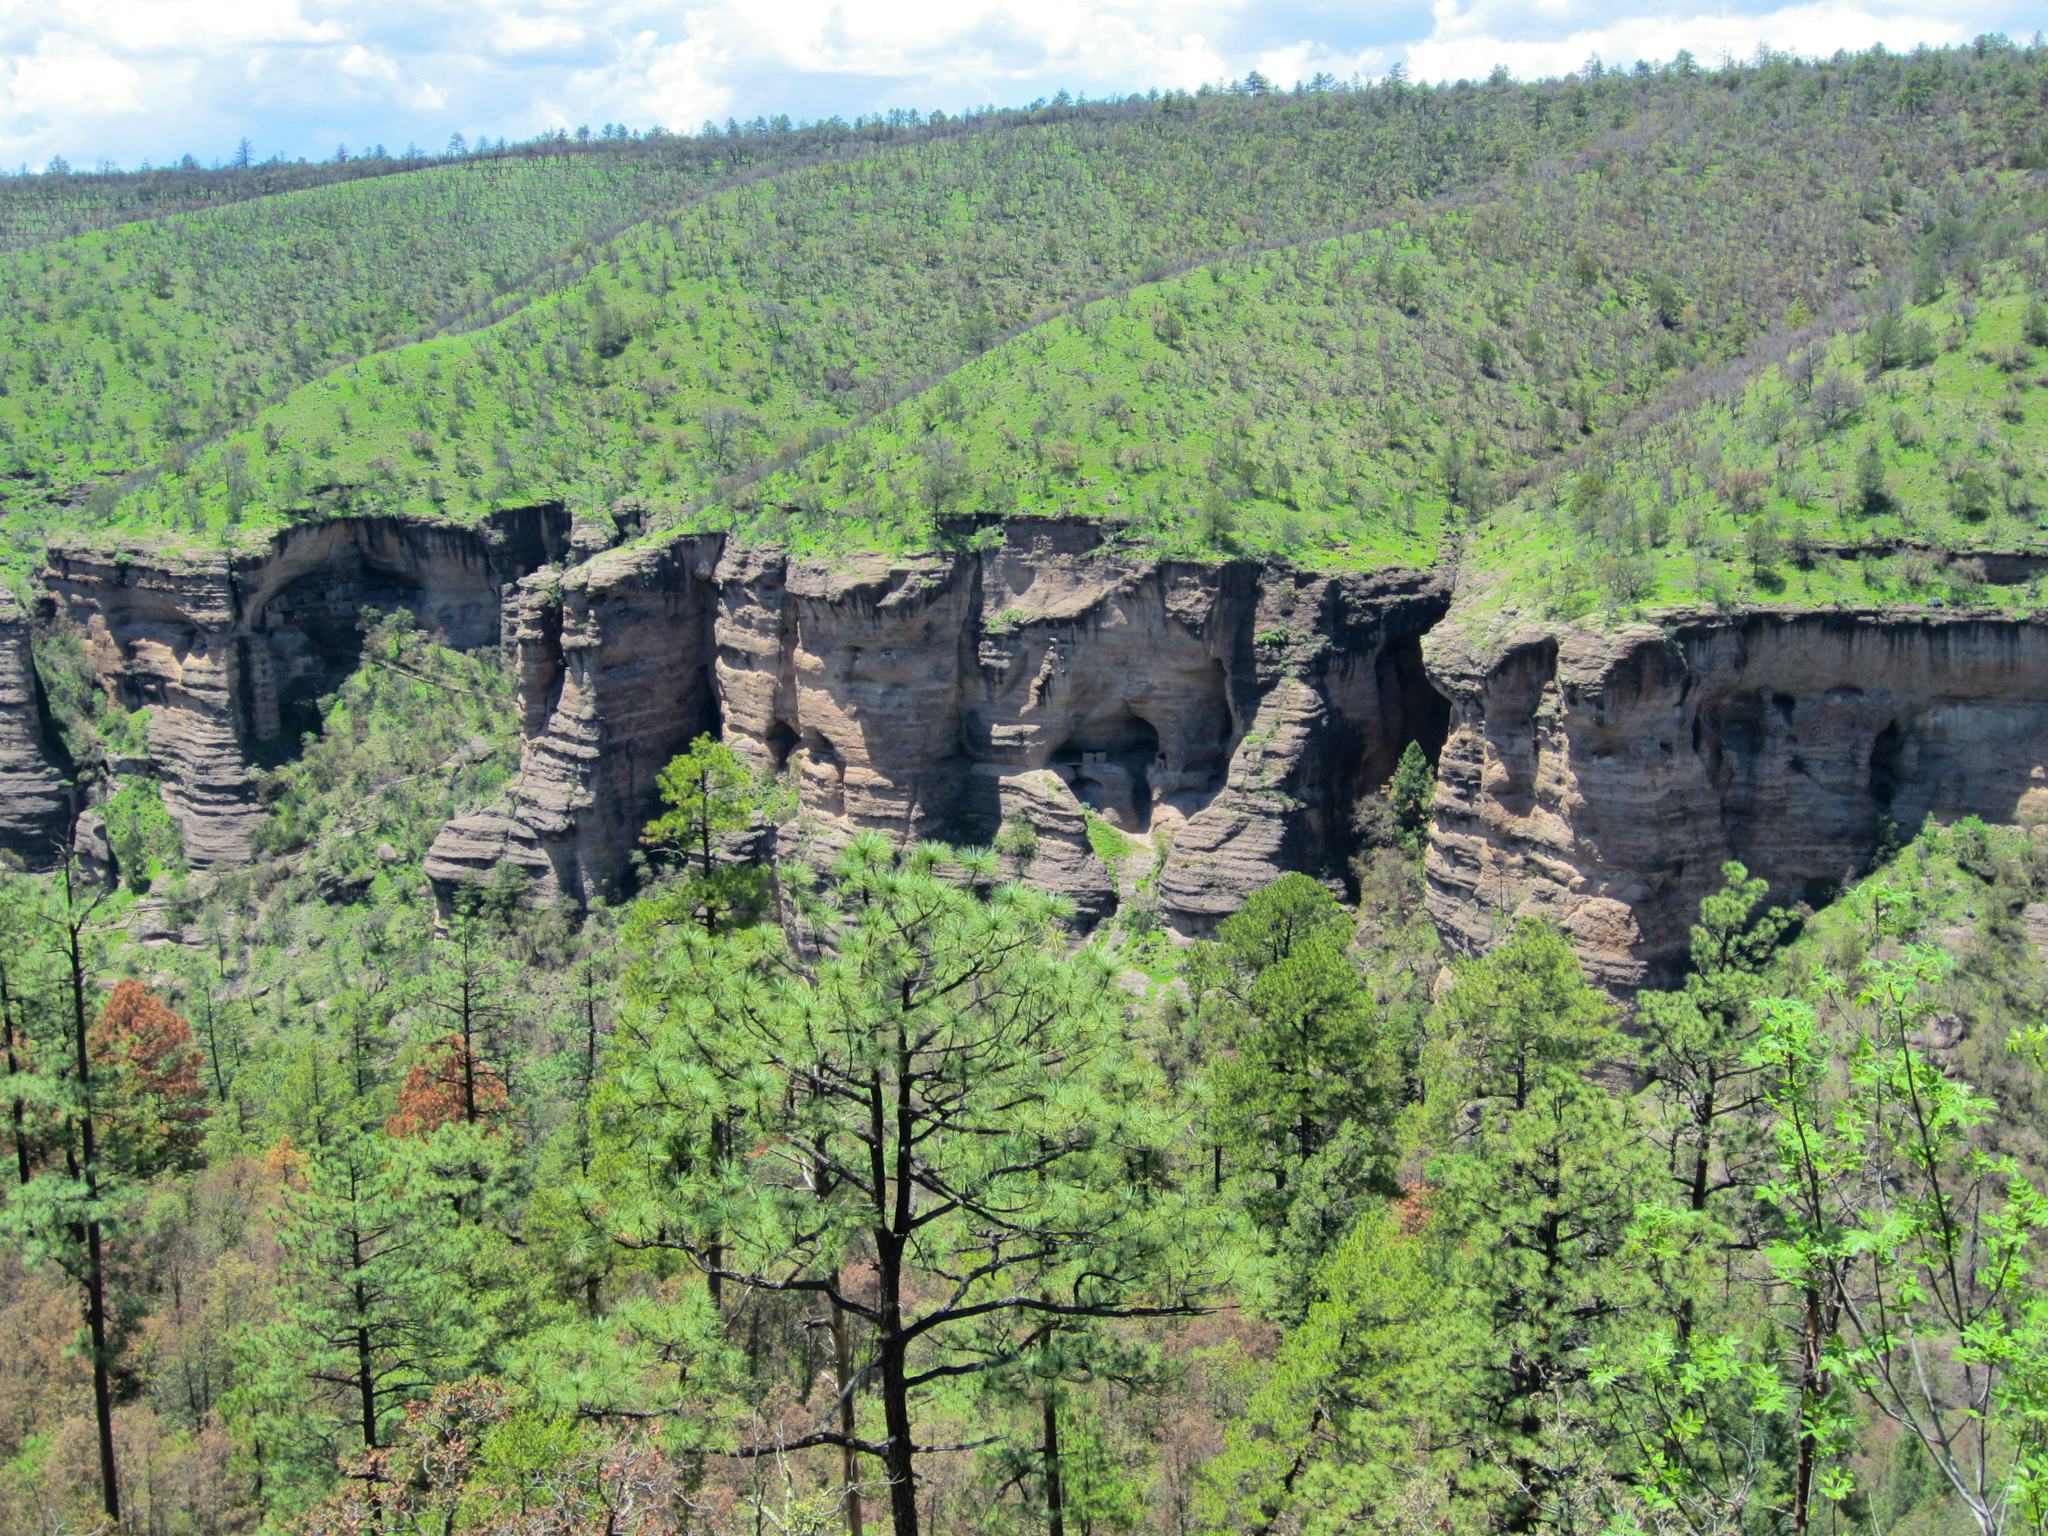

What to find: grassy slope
left=85, top=85, right=1569, bottom=549
left=722, top=121, right=2022, bottom=565
left=148, top=52, right=2042, bottom=567
left=0, top=139, right=848, bottom=503
left=0, top=155, right=481, bottom=252
left=1460, top=233, right=2048, bottom=635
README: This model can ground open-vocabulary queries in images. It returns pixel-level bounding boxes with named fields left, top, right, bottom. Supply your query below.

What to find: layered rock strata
left=31, top=497, right=2047, bottom=989
left=429, top=522, right=1452, bottom=925
left=1425, top=608, right=2048, bottom=988
left=36, top=507, right=569, bottom=867
left=0, top=589, right=74, bottom=863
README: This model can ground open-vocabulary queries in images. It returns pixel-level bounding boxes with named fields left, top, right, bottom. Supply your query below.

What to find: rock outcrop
left=0, top=588, right=74, bottom=863
left=422, top=533, right=725, bottom=903
left=430, top=521, right=1452, bottom=925
left=37, top=496, right=2048, bottom=987
left=1425, top=607, right=2048, bottom=988
left=41, top=507, right=570, bottom=867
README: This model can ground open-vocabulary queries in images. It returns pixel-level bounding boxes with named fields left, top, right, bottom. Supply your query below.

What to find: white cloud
left=338, top=42, right=399, bottom=82
left=39, top=0, right=344, bottom=57
left=0, top=37, right=143, bottom=118
left=669, top=0, right=1246, bottom=97
left=492, top=11, right=589, bottom=57
left=1407, top=1, right=1976, bottom=82
left=0, top=0, right=2032, bottom=169
left=1253, top=39, right=1392, bottom=87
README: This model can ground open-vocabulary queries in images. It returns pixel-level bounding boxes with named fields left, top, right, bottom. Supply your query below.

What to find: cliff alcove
left=13, top=508, right=2048, bottom=992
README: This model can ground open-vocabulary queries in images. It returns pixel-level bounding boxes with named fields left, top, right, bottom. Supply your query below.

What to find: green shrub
left=102, top=775, right=184, bottom=893
left=1084, top=810, right=1133, bottom=864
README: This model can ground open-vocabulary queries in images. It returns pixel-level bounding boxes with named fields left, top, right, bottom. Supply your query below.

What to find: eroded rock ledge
left=0, top=588, right=74, bottom=863
left=1424, top=607, right=2048, bottom=988
left=35, top=506, right=571, bottom=867
left=17, top=502, right=2046, bottom=987
left=426, top=521, right=1452, bottom=927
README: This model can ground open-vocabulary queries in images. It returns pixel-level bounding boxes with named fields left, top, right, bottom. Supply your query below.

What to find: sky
left=0, top=0, right=2039, bottom=172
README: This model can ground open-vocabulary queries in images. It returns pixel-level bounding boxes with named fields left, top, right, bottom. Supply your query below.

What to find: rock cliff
left=429, top=521, right=1452, bottom=925
left=25, top=499, right=2048, bottom=989
left=1425, top=607, right=2048, bottom=988
left=36, top=507, right=570, bottom=867
left=0, top=589, right=74, bottom=863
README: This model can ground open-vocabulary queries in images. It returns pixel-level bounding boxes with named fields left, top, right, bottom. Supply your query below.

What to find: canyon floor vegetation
left=8, top=662, right=2048, bottom=1534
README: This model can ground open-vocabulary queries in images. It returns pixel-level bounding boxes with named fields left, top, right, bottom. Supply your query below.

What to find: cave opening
left=1330, top=630, right=1455, bottom=898
left=244, top=546, right=506, bottom=755
left=1357, top=634, right=1452, bottom=795
left=1869, top=720, right=1905, bottom=810
left=249, top=577, right=436, bottom=758
left=764, top=720, right=799, bottom=772
left=1052, top=711, right=1162, bottom=832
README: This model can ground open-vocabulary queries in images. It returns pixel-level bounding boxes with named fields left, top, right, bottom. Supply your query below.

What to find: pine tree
left=0, top=867, right=126, bottom=1522
left=1199, top=1205, right=1464, bottom=1534
left=1425, top=920, right=1656, bottom=1526
left=641, top=732, right=784, bottom=931
left=596, top=836, right=1207, bottom=1536
left=238, top=1126, right=488, bottom=1495
left=1635, top=862, right=1791, bottom=1331
left=1386, top=741, right=1435, bottom=852
left=1191, top=874, right=1404, bottom=1212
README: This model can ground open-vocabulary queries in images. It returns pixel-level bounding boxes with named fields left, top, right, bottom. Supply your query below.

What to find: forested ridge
left=5, top=39, right=2048, bottom=1536
left=5, top=41, right=2043, bottom=597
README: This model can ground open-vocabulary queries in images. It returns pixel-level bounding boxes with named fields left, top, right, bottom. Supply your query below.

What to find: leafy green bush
left=1083, top=809, right=1133, bottom=864
left=101, top=775, right=184, bottom=892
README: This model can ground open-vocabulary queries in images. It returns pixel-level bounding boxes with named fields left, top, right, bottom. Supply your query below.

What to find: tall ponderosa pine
left=635, top=734, right=785, bottom=1305
left=0, top=867, right=126, bottom=1522
left=1425, top=920, right=1655, bottom=1527
left=239, top=1127, right=488, bottom=1493
left=1192, top=873, right=1403, bottom=1209
left=595, top=836, right=1207, bottom=1536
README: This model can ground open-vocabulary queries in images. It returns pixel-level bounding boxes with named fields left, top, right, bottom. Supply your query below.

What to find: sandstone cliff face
left=430, top=522, right=1451, bottom=925
left=1425, top=609, right=2048, bottom=988
left=423, top=534, right=724, bottom=904
left=0, top=589, right=74, bottom=863
left=36, top=495, right=2047, bottom=988
left=41, top=507, right=569, bottom=866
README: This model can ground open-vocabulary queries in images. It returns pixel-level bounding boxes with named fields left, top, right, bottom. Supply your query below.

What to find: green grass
left=1461, top=242, right=2048, bottom=632
left=49, top=48, right=2038, bottom=574
left=1084, top=810, right=1135, bottom=864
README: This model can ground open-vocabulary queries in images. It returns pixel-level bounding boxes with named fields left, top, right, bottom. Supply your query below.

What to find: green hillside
left=42, top=47, right=2039, bottom=562
left=725, top=142, right=2040, bottom=566
left=0, top=131, right=845, bottom=253
left=67, top=83, right=1579, bottom=546
left=0, top=114, right=1085, bottom=507
left=0, top=147, right=815, bottom=503
left=1463, top=235, right=2048, bottom=627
